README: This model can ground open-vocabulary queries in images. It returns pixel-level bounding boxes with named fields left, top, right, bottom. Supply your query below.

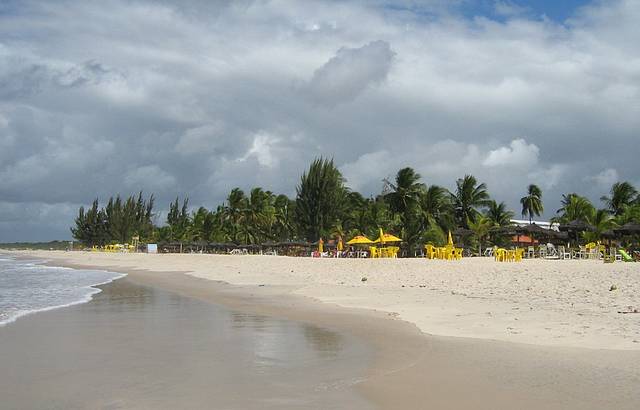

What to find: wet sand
left=0, top=277, right=372, bottom=410
left=2, top=253, right=640, bottom=409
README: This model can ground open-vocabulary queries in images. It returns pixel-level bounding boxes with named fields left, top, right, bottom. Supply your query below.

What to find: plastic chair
left=454, top=248, right=463, bottom=260
left=425, top=244, right=436, bottom=259
left=558, top=246, right=571, bottom=260
left=515, top=248, right=524, bottom=262
left=538, top=246, right=547, bottom=259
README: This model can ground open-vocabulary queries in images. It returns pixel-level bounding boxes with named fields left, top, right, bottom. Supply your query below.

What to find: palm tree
left=223, top=188, right=247, bottom=242
left=384, top=168, right=424, bottom=218
left=450, top=175, right=491, bottom=228
left=384, top=167, right=425, bottom=250
left=419, top=185, right=453, bottom=232
left=553, top=194, right=595, bottom=223
left=468, top=216, right=493, bottom=256
left=485, top=200, right=514, bottom=227
left=520, top=184, right=544, bottom=224
left=583, top=209, right=615, bottom=243
left=601, top=181, right=637, bottom=216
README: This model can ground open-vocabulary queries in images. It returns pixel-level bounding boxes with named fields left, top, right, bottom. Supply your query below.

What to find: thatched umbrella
left=558, top=220, right=596, bottom=233
left=559, top=220, right=596, bottom=244
left=614, top=222, right=640, bottom=236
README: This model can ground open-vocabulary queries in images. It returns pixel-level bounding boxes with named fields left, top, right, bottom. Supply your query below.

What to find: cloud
left=305, top=40, right=396, bottom=106
left=586, top=168, right=619, bottom=188
left=483, top=139, right=539, bottom=168
left=0, top=0, right=638, bottom=240
left=124, top=165, right=176, bottom=191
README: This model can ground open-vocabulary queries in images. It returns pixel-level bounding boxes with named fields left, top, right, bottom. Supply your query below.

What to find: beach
left=2, top=250, right=640, bottom=409
left=15, top=250, right=640, bottom=349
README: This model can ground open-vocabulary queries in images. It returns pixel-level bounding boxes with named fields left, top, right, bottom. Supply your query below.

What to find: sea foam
left=0, top=255, right=126, bottom=326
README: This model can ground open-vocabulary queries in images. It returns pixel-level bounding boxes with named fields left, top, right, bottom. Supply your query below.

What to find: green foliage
left=295, top=157, right=348, bottom=241
left=520, top=184, right=543, bottom=224
left=468, top=216, right=493, bottom=255
left=71, top=192, right=155, bottom=246
left=601, top=181, right=637, bottom=216
left=485, top=200, right=514, bottom=227
left=450, top=175, right=491, bottom=228
left=69, top=160, right=639, bottom=255
left=383, top=167, right=425, bottom=251
left=553, top=193, right=595, bottom=223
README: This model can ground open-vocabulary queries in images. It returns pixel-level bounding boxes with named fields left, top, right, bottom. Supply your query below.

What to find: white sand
left=8, top=250, right=640, bottom=350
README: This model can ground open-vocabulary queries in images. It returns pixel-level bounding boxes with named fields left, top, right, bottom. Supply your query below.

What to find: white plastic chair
left=558, top=246, right=572, bottom=260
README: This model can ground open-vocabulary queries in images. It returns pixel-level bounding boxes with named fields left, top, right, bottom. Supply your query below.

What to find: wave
left=0, top=259, right=127, bottom=326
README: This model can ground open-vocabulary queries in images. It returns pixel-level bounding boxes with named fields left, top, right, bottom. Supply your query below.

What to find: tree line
left=72, top=158, right=640, bottom=252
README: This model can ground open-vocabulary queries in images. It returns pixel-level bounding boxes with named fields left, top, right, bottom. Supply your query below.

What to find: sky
left=1, top=0, right=639, bottom=241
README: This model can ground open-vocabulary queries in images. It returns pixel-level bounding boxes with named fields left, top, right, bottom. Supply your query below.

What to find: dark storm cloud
left=0, top=0, right=639, bottom=241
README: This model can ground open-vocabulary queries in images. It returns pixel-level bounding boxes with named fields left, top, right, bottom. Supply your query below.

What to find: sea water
left=0, top=255, right=125, bottom=326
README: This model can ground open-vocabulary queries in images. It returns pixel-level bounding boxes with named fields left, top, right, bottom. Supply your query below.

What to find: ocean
left=0, top=257, right=372, bottom=409
left=0, top=254, right=125, bottom=326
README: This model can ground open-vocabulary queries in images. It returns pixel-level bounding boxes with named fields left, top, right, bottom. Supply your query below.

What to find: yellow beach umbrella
left=447, top=230, right=453, bottom=246
left=374, top=228, right=402, bottom=244
left=318, top=238, right=324, bottom=253
left=337, top=237, right=344, bottom=252
left=347, top=235, right=373, bottom=245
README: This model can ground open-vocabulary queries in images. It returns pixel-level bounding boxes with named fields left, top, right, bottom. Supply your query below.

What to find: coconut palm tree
left=520, top=184, right=543, bottom=224
left=419, top=184, right=453, bottom=232
left=553, top=194, right=595, bottom=223
left=450, top=175, right=491, bottom=228
left=601, top=181, right=637, bottom=216
left=583, top=209, right=615, bottom=243
left=485, top=200, right=514, bottom=227
left=468, top=216, right=493, bottom=255
left=384, top=167, right=425, bottom=250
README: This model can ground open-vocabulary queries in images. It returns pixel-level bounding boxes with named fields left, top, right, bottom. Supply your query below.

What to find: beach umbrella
left=614, top=222, right=640, bottom=236
left=337, top=237, right=344, bottom=252
left=347, top=235, right=374, bottom=245
left=318, top=238, right=324, bottom=253
left=558, top=220, right=596, bottom=233
left=447, top=230, right=453, bottom=246
left=373, top=228, right=402, bottom=244
left=519, top=223, right=556, bottom=238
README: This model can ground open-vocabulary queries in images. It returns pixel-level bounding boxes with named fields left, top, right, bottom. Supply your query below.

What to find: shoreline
left=8, top=250, right=639, bottom=350
left=3, top=250, right=640, bottom=408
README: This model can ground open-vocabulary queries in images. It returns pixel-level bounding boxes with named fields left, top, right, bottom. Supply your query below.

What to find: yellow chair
left=369, top=246, right=378, bottom=258
left=515, top=248, right=524, bottom=262
left=454, top=248, right=463, bottom=260
left=495, top=248, right=506, bottom=262
left=425, top=244, right=436, bottom=259
left=507, top=249, right=516, bottom=262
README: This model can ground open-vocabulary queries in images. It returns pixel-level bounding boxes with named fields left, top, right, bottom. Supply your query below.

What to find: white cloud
left=586, top=168, right=619, bottom=188
left=483, top=139, right=540, bottom=168
left=237, top=132, right=283, bottom=168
